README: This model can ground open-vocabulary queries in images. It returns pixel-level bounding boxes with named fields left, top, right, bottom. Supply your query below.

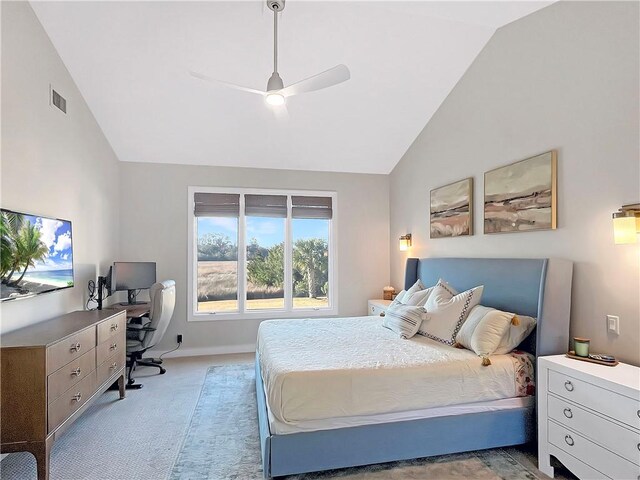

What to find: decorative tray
left=566, top=351, right=619, bottom=366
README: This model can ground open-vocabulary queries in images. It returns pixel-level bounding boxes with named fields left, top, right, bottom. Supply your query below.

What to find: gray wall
left=390, top=1, right=640, bottom=364
left=119, top=162, right=390, bottom=354
left=0, top=2, right=121, bottom=332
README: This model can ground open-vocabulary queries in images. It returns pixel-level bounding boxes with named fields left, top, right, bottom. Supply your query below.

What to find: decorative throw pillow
left=418, top=279, right=484, bottom=345
left=382, top=304, right=427, bottom=339
left=394, top=289, right=407, bottom=303
left=493, top=315, right=537, bottom=354
left=456, top=305, right=515, bottom=357
left=403, top=280, right=425, bottom=299
left=402, top=285, right=436, bottom=306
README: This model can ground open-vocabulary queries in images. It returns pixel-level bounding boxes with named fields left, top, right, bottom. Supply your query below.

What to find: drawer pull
left=70, top=342, right=81, bottom=352
left=110, top=362, right=118, bottom=369
left=564, top=435, right=574, bottom=447
left=110, top=323, right=118, bottom=331
left=110, top=343, right=118, bottom=351
left=71, top=367, right=82, bottom=377
left=380, top=312, right=385, bottom=317
left=564, top=380, right=574, bottom=392
left=637, top=443, right=639, bottom=452
left=637, top=409, right=640, bottom=419
left=72, top=393, right=82, bottom=402
left=563, top=408, right=573, bottom=419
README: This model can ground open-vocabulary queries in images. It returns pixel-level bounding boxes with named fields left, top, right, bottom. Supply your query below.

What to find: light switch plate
left=606, top=315, right=620, bottom=335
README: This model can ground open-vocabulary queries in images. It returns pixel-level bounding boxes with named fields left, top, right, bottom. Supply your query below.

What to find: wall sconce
left=613, top=203, right=640, bottom=244
left=399, top=234, right=412, bottom=251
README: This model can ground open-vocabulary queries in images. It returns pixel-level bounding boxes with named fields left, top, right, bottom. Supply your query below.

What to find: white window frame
left=188, top=186, right=338, bottom=322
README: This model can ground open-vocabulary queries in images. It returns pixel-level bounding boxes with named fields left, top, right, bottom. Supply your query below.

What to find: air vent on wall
left=50, top=86, right=66, bottom=114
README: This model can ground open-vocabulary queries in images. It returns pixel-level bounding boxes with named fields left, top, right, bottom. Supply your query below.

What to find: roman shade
left=245, top=194, right=287, bottom=218
left=291, top=196, right=333, bottom=219
left=194, top=193, right=240, bottom=217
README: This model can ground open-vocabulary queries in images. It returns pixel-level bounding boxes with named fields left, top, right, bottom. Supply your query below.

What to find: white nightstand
left=367, top=299, right=392, bottom=317
left=538, top=355, right=640, bottom=480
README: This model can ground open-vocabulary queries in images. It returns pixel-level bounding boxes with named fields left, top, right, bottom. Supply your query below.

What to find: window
left=188, top=187, right=337, bottom=320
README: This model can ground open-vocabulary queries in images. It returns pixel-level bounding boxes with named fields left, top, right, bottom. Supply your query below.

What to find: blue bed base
left=256, top=257, right=573, bottom=478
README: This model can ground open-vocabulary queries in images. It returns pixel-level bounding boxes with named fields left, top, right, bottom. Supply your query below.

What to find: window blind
left=245, top=194, right=287, bottom=218
left=194, top=193, right=240, bottom=217
left=291, top=196, right=333, bottom=219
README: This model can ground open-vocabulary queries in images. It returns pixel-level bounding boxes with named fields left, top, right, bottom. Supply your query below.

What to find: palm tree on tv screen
left=10, top=222, right=49, bottom=286
left=1, top=212, right=25, bottom=283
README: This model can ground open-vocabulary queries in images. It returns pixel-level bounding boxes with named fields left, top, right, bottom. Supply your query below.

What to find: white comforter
left=257, top=316, right=532, bottom=426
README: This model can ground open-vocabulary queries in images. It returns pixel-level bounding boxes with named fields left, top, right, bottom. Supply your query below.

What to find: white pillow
left=418, top=279, right=484, bottom=345
left=394, top=289, right=407, bottom=303
left=404, top=280, right=425, bottom=298
left=493, top=315, right=537, bottom=354
left=456, top=306, right=515, bottom=356
left=382, top=304, right=427, bottom=339
left=402, top=285, right=436, bottom=306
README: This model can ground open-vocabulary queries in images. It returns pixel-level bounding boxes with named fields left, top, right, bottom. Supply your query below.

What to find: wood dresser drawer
left=47, top=348, right=96, bottom=404
left=548, top=369, right=640, bottom=429
left=48, top=370, right=97, bottom=433
left=97, top=352, right=125, bottom=388
left=97, top=337, right=122, bottom=366
left=47, top=327, right=96, bottom=375
left=548, top=420, right=639, bottom=480
left=97, top=314, right=125, bottom=344
left=548, top=394, right=640, bottom=465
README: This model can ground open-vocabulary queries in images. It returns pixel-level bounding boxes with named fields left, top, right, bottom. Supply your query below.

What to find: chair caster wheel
left=159, top=368, right=166, bottom=374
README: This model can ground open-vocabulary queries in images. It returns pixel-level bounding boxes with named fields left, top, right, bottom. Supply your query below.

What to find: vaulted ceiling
left=31, top=1, right=552, bottom=174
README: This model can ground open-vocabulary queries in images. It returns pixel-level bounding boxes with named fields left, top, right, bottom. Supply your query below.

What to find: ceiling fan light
left=265, top=93, right=285, bottom=106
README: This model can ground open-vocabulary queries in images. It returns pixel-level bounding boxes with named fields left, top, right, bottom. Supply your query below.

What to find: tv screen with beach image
left=1, top=209, right=74, bottom=301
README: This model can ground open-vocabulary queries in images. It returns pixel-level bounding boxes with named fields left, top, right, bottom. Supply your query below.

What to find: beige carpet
left=1, top=354, right=575, bottom=480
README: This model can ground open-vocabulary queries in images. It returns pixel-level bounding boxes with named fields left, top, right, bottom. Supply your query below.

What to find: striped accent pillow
left=382, top=304, right=427, bottom=339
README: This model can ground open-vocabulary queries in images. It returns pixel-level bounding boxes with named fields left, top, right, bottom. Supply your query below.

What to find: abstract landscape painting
left=430, top=178, right=473, bottom=238
left=484, top=151, right=557, bottom=234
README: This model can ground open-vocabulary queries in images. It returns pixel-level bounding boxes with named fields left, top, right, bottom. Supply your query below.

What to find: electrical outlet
left=606, top=315, right=620, bottom=335
left=177, top=334, right=183, bottom=344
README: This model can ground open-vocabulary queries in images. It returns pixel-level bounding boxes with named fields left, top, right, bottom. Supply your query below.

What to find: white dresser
left=538, top=355, right=640, bottom=479
left=367, top=299, right=392, bottom=317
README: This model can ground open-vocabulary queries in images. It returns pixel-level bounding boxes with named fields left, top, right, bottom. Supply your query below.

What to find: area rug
left=169, top=364, right=544, bottom=480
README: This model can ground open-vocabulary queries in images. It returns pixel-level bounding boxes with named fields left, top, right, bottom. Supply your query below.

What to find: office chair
left=126, top=280, right=176, bottom=389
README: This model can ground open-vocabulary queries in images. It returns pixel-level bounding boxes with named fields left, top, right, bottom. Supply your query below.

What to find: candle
left=574, top=337, right=590, bottom=357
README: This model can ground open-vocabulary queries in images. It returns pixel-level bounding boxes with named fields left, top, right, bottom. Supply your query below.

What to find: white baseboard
left=145, top=343, right=256, bottom=359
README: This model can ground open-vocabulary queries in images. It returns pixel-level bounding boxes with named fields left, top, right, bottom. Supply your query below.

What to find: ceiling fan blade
left=279, top=64, right=350, bottom=98
left=271, top=103, right=290, bottom=122
left=189, top=71, right=265, bottom=96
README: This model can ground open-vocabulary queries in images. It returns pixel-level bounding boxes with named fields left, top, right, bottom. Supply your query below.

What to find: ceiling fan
left=190, top=0, right=350, bottom=108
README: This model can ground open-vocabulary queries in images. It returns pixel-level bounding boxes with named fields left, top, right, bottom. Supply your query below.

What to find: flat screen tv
left=1, top=209, right=74, bottom=302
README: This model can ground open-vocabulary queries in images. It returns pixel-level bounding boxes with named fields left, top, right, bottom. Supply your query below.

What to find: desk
left=104, top=302, right=150, bottom=319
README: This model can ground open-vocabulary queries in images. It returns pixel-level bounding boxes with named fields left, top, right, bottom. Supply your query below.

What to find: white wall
left=119, top=162, right=390, bottom=354
left=390, top=1, right=640, bottom=364
left=0, top=2, right=120, bottom=332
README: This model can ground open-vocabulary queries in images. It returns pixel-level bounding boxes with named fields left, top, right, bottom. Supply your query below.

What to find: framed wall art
left=484, top=150, right=557, bottom=234
left=430, top=177, right=473, bottom=238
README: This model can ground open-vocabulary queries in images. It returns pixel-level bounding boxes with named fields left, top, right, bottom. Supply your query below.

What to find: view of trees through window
left=195, top=200, right=331, bottom=313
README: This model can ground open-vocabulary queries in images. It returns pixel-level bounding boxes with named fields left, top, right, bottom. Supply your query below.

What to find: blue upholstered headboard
left=404, top=257, right=573, bottom=357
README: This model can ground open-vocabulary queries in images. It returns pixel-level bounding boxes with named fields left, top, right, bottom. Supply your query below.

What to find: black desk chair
left=126, top=280, right=175, bottom=389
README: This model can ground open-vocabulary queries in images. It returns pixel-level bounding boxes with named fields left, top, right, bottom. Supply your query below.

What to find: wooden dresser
left=538, top=355, right=640, bottom=479
left=1, top=310, right=127, bottom=480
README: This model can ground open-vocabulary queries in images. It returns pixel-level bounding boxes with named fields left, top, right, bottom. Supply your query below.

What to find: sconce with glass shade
left=399, top=234, right=412, bottom=251
left=613, top=203, right=640, bottom=244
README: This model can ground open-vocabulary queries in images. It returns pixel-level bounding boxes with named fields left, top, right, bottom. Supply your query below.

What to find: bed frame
left=256, top=257, right=573, bottom=478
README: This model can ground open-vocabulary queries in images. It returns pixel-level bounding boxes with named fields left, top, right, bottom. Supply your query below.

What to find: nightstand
left=367, top=299, right=392, bottom=317
left=538, top=355, right=640, bottom=480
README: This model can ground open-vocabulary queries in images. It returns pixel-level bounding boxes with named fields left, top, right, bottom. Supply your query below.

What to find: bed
left=255, top=257, right=573, bottom=478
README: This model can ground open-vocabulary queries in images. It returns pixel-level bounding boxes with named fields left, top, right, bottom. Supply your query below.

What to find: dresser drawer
left=548, top=394, right=640, bottom=465
left=97, top=336, right=122, bottom=366
left=368, top=303, right=386, bottom=316
left=548, top=369, right=640, bottom=429
left=548, top=420, right=639, bottom=480
left=48, top=370, right=97, bottom=433
left=97, top=314, right=125, bottom=344
left=47, top=348, right=96, bottom=403
left=97, top=352, right=125, bottom=388
left=47, top=327, right=96, bottom=374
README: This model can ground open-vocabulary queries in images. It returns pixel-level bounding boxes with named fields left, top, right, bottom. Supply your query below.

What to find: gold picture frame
left=484, top=150, right=557, bottom=234
left=430, top=177, right=474, bottom=238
